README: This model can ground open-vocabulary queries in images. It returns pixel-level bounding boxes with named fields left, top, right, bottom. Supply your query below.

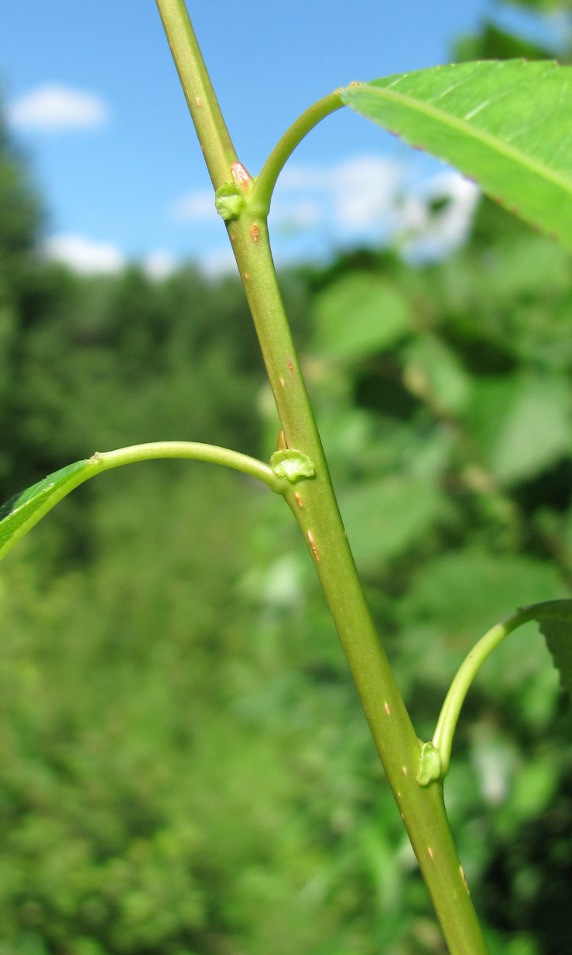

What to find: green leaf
left=535, top=600, right=572, bottom=697
left=454, top=20, right=555, bottom=64
left=339, top=474, right=447, bottom=570
left=403, top=553, right=564, bottom=638
left=404, top=336, right=472, bottom=415
left=466, top=373, right=571, bottom=485
left=341, top=62, right=572, bottom=250
left=481, top=233, right=571, bottom=301
left=0, top=459, right=93, bottom=561
left=313, top=273, right=411, bottom=363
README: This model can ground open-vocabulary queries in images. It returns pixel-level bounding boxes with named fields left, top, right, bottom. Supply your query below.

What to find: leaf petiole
left=249, top=92, right=345, bottom=217
left=0, top=441, right=285, bottom=563
left=429, top=599, right=572, bottom=780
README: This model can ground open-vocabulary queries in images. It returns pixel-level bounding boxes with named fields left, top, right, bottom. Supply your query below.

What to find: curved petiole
left=249, top=92, right=345, bottom=218
left=94, top=441, right=284, bottom=490
left=0, top=441, right=287, bottom=563
left=428, top=600, right=572, bottom=781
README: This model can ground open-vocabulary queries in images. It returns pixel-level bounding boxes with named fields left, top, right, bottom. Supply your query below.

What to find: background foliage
left=2, top=3, right=572, bottom=953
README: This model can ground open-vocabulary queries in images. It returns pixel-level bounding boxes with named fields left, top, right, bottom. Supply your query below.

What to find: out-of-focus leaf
left=404, top=336, right=472, bottom=415
left=339, top=475, right=447, bottom=570
left=313, top=273, right=411, bottom=363
left=341, top=62, right=572, bottom=251
left=481, top=234, right=572, bottom=300
left=465, top=373, right=571, bottom=484
left=455, top=20, right=555, bottom=64
left=506, top=0, right=572, bottom=10
left=402, top=551, right=563, bottom=632
left=506, top=758, right=559, bottom=824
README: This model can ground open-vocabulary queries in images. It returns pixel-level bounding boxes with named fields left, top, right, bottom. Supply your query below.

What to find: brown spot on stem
left=307, top=530, right=320, bottom=561
left=287, top=359, right=294, bottom=375
left=295, top=493, right=303, bottom=509
left=231, top=160, right=253, bottom=193
left=250, top=223, right=260, bottom=243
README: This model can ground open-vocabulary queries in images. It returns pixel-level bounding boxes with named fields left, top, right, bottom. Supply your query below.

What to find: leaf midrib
left=349, top=80, right=572, bottom=197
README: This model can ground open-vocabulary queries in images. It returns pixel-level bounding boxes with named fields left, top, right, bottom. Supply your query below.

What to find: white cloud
left=279, top=165, right=328, bottom=190
left=277, top=155, right=404, bottom=234
left=43, top=234, right=124, bottom=274
left=143, top=250, right=177, bottom=280
left=399, top=171, right=480, bottom=260
left=274, top=155, right=479, bottom=260
left=200, top=247, right=237, bottom=277
left=271, top=199, right=322, bottom=234
left=327, top=157, right=403, bottom=231
left=8, top=84, right=108, bottom=131
left=171, top=190, right=216, bottom=222
left=169, top=155, right=480, bottom=270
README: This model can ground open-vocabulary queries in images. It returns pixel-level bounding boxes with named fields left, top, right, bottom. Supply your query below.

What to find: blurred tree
left=454, top=0, right=571, bottom=61
left=0, top=102, right=43, bottom=486
left=0, top=102, right=42, bottom=279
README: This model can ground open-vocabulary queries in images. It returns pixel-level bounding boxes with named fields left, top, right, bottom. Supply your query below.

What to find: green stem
left=155, top=3, right=489, bottom=951
left=92, top=441, right=282, bottom=491
left=155, top=0, right=237, bottom=189
left=249, top=93, right=344, bottom=217
left=228, top=212, right=489, bottom=955
left=433, top=600, right=571, bottom=777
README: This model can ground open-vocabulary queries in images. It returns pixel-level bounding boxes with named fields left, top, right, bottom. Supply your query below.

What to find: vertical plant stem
left=155, top=2, right=489, bottom=951
left=155, top=0, right=237, bottom=187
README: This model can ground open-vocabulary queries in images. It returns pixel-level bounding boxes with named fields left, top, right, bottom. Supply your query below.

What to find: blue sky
left=0, top=1, right=561, bottom=275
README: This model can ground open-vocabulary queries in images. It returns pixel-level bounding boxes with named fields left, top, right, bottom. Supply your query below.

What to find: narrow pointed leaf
left=341, top=61, right=572, bottom=250
left=0, top=459, right=95, bottom=561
